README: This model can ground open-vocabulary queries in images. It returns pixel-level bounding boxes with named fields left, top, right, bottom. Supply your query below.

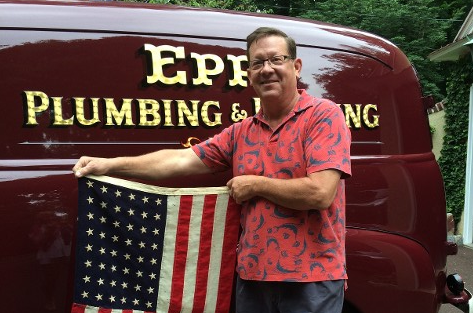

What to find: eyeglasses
left=248, top=55, right=293, bottom=70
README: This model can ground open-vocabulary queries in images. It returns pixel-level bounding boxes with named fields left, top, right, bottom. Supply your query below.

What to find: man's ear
left=247, top=69, right=253, bottom=86
left=294, top=58, right=302, bottom=77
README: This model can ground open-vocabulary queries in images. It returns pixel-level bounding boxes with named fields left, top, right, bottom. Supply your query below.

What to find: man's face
left=247, top=35, right=301, bottom=104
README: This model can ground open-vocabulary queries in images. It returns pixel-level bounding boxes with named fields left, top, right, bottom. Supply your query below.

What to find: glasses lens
left=270, top=56, right=285, bottom=65
left=249, top=56, right=289, bottom=70
left=250, top=60, right=263, bottom=70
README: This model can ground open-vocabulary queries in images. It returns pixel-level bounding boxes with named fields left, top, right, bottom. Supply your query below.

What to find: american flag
left=72, top=175, right=240, bottom=313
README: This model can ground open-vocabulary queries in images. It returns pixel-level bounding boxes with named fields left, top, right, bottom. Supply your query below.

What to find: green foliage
left=119, top=0, right=262, bottom=12
left=433, top=0, right=472, bottom=41
left=438, top=57, right=473, bottom=225
left=296, top=0, right=453, bottom=100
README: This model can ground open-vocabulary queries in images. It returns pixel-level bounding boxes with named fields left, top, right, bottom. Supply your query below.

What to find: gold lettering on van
left=52, top=97, right=73, bottom=126
left=75, top=97, right=100, bottom=126
left=143, top=44, right=248, bottom=88
left=161, top=100, right=174, bottom=127
left=191, top=53, right=224, bottom=85
left=182, top=137, right=202, bottom=147
left=138, top=99, right=161, bottom=126
left=177, top=100, right=199, bottom=126
left=363, top=104, right=379, bottom=128
left=144, top=44, right=186, bottom=85
left=231, top=103, right=247, bottom=122
left=23, top=91, right=225, bottom=128
left=252, top=98, right=261, bottom=115
left=227, top=54, right=248, bottom=87
left=25, top=91, right=50, bottom=125
left=105, top=98, right=134, bottom=126
left=343, top=104, right=362, bottom=128
left=201, top=101, right=222, bottom=127
left=23, top=91, right=379, bottom=130
left=340, top=104, right=379, bottom=129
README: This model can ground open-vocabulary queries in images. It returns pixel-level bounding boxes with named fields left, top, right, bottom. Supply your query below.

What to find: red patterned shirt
left=192, top=90, right=351, bottom=282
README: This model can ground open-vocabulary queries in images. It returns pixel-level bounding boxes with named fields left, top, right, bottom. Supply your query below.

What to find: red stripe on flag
left=192, top=194, right=217, bottom=312
left=71, top=303, right=154, bottom=313
left=71, top=303, right=86, bottom=313
left=168, top=195, right=192, bottom=313
left=215, top=197, right=240, bottom=312
left=70, top=304, right=112, bottom=313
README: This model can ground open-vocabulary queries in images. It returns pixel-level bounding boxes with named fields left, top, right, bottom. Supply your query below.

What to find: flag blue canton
left=74, top=177, right=166, bottom=312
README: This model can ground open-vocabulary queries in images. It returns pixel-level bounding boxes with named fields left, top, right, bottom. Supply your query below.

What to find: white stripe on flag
left=182, top=195, right=205, bottom=313
left=83, top=306, right=98, bottom=313
left=156, top=194, right=180, bottom=312
left=204, top=194, right=230, bottom=312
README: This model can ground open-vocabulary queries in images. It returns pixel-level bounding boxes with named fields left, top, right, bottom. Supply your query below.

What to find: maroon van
left=0, top=1, right=471, bottom=312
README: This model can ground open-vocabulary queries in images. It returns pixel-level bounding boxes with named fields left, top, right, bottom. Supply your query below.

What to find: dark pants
left=235, top=277, right=344, bottom=313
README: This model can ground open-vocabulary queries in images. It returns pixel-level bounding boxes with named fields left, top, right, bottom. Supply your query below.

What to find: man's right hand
left=72, top=156, right=113, bottom=178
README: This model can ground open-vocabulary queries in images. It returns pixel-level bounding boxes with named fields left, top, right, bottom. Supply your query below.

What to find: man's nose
left=260, top=60, right=274, bottom=72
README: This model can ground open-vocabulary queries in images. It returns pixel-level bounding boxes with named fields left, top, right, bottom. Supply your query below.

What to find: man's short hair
left=246, top=27, right=297, bottom=60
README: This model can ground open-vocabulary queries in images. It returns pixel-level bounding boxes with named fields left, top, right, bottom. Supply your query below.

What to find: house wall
left=428, top=102, right=446, bottom=160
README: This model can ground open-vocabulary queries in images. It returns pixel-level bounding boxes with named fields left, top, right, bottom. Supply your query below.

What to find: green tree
left=294, top=0, right=451, bottom=100
left=432, top=0, right=471, bottom=41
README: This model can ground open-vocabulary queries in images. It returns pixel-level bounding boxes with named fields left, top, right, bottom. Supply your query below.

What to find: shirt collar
left=254, top=89, right=314, bottom=123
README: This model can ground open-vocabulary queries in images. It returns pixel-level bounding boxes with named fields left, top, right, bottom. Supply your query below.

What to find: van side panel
left=0, top=2, right=450, bottom=313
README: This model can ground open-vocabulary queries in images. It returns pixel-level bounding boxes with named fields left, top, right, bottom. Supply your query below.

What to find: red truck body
left=0, top=1, right=470, bottom=312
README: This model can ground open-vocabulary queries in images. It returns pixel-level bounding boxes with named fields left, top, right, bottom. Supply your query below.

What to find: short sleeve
left=304, top=99, right=351, bottom=178
left=191, top=124, right=238, bottom=172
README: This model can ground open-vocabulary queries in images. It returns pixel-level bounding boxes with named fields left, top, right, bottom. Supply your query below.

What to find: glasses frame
left=248, top=55, right=294, bottom=71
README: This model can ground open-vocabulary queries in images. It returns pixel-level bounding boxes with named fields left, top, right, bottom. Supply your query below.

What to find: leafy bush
left=438, top=56, right=473, bottom=227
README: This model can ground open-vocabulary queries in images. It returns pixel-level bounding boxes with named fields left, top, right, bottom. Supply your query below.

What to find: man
left=73, top=27, right=351, bottom=313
